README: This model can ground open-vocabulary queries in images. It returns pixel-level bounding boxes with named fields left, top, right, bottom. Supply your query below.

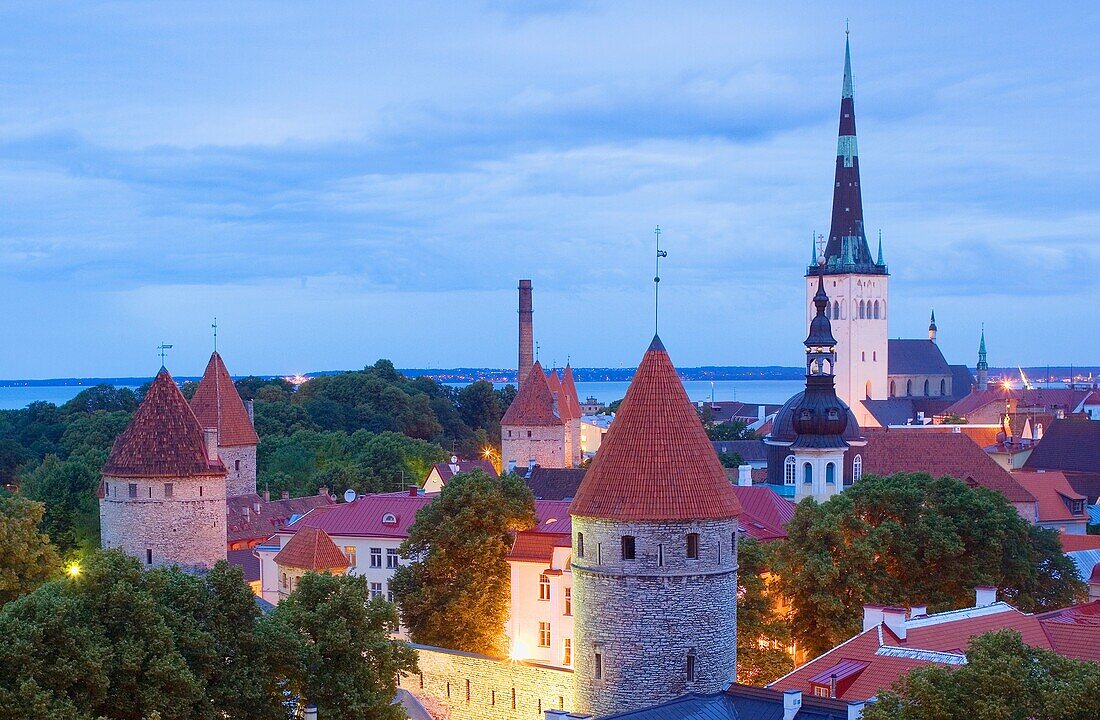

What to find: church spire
left=976, top=325, right=989, bottom=389
left=928, top=309, right=937, bottom=342
left=813, top=33, right=885, bottom=277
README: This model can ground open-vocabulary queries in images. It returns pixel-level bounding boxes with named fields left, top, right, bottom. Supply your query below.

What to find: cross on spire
left=654, top=225, right=668, bottom=334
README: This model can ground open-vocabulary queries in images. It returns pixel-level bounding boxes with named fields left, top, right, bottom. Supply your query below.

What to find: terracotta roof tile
left=103, top=368, right=226, bottom=478
left=861, top=428, right=1035, bottom=504
left=570, top=336, right=742, bottom=522
left=190, top=352, right=259, bottom=447
left=730, top=485, right=797, bottom=542
left=273, top=526, right=349, bottom=571
left=287, top=494, right=434, bottom=538
left=226, top=492, right=336, bottom=544
left=1024, top=418, right=1100, bottom=473
left=1037, top=600, right=1100, bottom=662
left=501, top=362, right=562, bottom=427
left=1010, top=470, right=1087, bottom=524
left=1058, top=534, right=1100, bottom=552
left=561, top=365, right=582, bottom=421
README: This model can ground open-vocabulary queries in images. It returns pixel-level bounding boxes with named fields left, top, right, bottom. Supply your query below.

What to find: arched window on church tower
left=906, top=379, right=913, bottom=396
left=803, top=462, right=812, bottom=484
left=865, top=381, right=872, bottom=399
left=940, top=379, right=946, bottom=396
left=873, top=301, right=880, bottom=319
left=923, top=379, right=930, bottom=396
left=826, top=462, right=836, bottom=484
left=833, top=300, right=840, bottom=320
left=890, top=380, right=896, bottom=397
left=853, top=454, right=863, bottom=482
left=784, top=455, right=796, bottom=485
left=858, top=300, right=865, bottom=319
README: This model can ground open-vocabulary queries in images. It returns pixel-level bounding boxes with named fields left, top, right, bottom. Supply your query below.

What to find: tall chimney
left=203, top=428, right=219, bottom=463
left=738, top=464, right=753, bottom=486
left=782, top=690, right=802, bottom=720
left=246, top=399, right=255, bottom=425
left=518, top=279, right=533, bottom=390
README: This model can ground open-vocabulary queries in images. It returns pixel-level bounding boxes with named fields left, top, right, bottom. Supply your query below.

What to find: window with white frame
left=784, top=455, right=797, bottom=485
left=370, top=547, right=382, bottom=567
left=538, top=622, right=551, bottom=647
left=386, top=548, right=399, bottom=568
left=853, top=454, right=863, bottom=482
left=539, top=574, right=551, bottom=601
left=564, top=586, right=571, bottom=615
left=370, top=582, right=383, bottom=600
left=563, top=638, right=572, bottom=665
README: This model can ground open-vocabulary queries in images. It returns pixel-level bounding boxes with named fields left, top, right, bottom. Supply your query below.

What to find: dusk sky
left=3, top=2, right=1098, bottom=378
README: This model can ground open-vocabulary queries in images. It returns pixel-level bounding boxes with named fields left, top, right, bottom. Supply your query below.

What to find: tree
left=705, top=419, right=755, bottom=441
left=457, top=380, right=503, bottom=437
left=271, top=572, right=416, bottom=720
left=20, top=452, right=105, bottom=554
left=0, top=495, right=60, bottom=605
left=941, top=413, right=967, bottom=425
left=864, top=630, right=1100, bottom=720
left=735, top=538, right=794, bottom=685
left=61, top=385, right=139, bottom=415
left=392, top=469, right=536, bottom=656
left=717, top=451, right=745, bottom=468
left=773, top=473, right=1085, bottom=657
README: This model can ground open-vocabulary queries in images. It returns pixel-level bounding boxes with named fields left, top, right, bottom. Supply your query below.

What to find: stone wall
left=502, top=425, right=565, bottom=470
left=571, top=517, right=738, bottom=717
left=400, top=645, right=574, bottom=720
left=220, top=444, right=257, bottom=497
left=100, top=472, right=228, bottom=569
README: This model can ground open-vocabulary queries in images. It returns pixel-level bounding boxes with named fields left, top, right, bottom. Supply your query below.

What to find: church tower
left=190, top=351, right=260, bottom=497
left=976, top=326, right=989, bottom=390
left=807, top=34, right=888, bottom=426
left=570, top=336, right=742, bottom=717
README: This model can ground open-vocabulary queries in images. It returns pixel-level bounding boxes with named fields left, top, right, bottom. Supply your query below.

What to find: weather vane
left=157, top=342, right=174, bottom=367
left=212, top=317, right=218, bottom=352
left=654, top=225, right=667, bottom=334
left=535, top=341, right=540, bottom=362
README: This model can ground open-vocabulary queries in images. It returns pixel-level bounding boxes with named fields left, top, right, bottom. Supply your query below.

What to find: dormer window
left=826, top=408, right=839, bottom=421
left=382, top=513, right=397, bottom=525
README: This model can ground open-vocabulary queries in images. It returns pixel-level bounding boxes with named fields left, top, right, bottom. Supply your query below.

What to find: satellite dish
left=450, top=455, right=458, bottom=464
left=343, top=488, right=357, bottom=503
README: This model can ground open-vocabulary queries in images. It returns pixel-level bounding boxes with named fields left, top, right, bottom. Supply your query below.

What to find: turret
left=190, top=351, right=260, bottom=497
left=928, top=309, right=937, bottom=342
left=977, top=325, right=989, bottom=389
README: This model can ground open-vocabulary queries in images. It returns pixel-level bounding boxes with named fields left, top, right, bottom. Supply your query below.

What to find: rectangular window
left=563, top=638, right=572, bottom=666
left=717, top=539, right=722, bottom=565
left=129, top=483, right=138, bottom=498
left=387, top=584, right=394, bottom=603
left=370, top=548, right=382, bottom=567
left=164, top=483, right=173, bottom=498
left=511, top=688, right=516, bottom=709
left=594, top=652, right=603, bottom=680
left=105, top=482, right=109, bottom=496
left=813, top=686, right=830, bottom=698
left=370, top=582, right=383, bottom=600
left=145, top=548, right=152, bottom=565
left=199, top=485, right=203, bottom=497
left=235, top=459, right=240, bottom=472
left=597, top=543, right=602, bottom=565
left=621, top=535, right=635, bottom=560
left=386, top=548, right=399, bottom=568
left=538, top=622, right=551, bottom=647
left=658, top=543, right=664, bottom=567
left=539, top=574, right=551, bottom=600
left=345, top=546, right=357, bottom=568
left=576, top=533, right=584, bottom=558
left=465, top=679, right=470, bottom=703
left=564, top=586, right=571, bottom=616
left=686, top=653, right=695, bottom=681
left=148, top=486, right=152, bottom=498
left=686, top=533, right=699, bottom=559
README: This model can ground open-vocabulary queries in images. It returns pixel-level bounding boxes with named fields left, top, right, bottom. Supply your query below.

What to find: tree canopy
left=735, top=537, right=794, bottom=685
left=0, top=495, right=60, bottom=606
left=772, top=472, right=1085, bottom=656
left=864, top=630, right=1100, bottom=720
left=391, top=469, right=536, bottom=656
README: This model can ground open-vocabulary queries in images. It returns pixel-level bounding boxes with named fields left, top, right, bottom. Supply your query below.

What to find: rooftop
left=273, top=526, right=349, bottom=571
left=887, top=339, right=951, bottom=376
left=501, top=361, right=563, bottom=427
left=189, top=351, right=259, bottom=447
left=1024, top=418, right=1100, bottom=474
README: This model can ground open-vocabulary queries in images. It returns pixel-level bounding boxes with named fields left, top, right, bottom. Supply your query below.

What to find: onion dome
left=103, top=368, right=226, bottom=478
left=190, top=351, right=259, bottom=446
left=570, top=335, right=741, bottom=522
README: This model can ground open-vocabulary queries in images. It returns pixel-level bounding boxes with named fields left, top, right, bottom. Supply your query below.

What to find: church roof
left=501, top=361, right=562, bottom=427
left=103, top=368, right=226, bottom=478
left=570, top=336, right=741, bottom=522
left=190, top=351, right=259, bottom=447
left=273, top=526, right=349, bottom=571
left=887, top=339, right=952, bottom=376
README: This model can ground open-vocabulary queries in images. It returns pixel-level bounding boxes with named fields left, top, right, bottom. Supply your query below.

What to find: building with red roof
left=1010, top=470, right=1088, bottom=534
left=501, top=362, right=573, bottom=471
left=770, top=590, right=1100, bottom=702
left=100, top=367, right=228, bottom=569
left=940, top=387, right=1090, bottom=426
left=225, top=489, right=335, bottom=549
left=422, top=456, right=498, bottom=493
left=1023, top=418, right=1100, bottom=503
left=272, top=526, right=349, bottom=598
left=190, top=351, right=260, bottom=497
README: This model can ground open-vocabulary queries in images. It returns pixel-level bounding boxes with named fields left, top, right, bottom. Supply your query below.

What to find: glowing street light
left=67, top=563, right=81, bottom=578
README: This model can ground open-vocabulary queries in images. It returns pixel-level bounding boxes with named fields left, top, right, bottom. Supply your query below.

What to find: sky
left=1, top=2, right=1098, bottom=378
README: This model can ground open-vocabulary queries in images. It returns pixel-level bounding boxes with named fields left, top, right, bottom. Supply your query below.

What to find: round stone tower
left=569, top=335, right=742, bottom=717
left=99, top=367, right=228, bottom=569
left=190, top=351, right=260, bottom=498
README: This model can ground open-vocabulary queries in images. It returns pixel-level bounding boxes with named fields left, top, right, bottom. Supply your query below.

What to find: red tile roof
left=509, top=501, right=572, bottom=562
left=546, top=369, right=562, bottom=399
left=103, top=368, right=226, bottom=478
left=570, top=336, right=742, bottom=522
left=561, top=365, right=582, bottom=421
left=226, top=492, right=336, bottom=544
left=1037, top=600, right=1100, bottom=662
left=943, top=388, right=1090, bottom=420
left=861, top=428, right=1035, bottom=504
left=287, top=494, right=434, bottom=538
left=730, top=485, right=796, bottom=542
left=273, top=526, right=349, bottom=571
left=921, top=424, right=1002, bottom=450
left=1024, top=418, right=1100, bottom=473
left=190, top=352, right=259, bottom=447
left=227, top=548, right=261, bottom=582
left=501, top=362, right=562, bottom=427
left=1058, top=534, right=1100, bottom=552
left=428, top=459, right=498, bottom=485
left=1010, top=470, right=1086, bottom=524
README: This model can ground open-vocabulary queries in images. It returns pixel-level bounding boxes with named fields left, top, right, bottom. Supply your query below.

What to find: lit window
left=784, top=456, right=797, bottom=485
left=563, top=639, right=572, bottom=666
left=686, top=533, right=699, bottom=559
left=621, top=535, right=636, bottom=561
left=564, top=586, right=571, bottom=615
left=538, top=622, right=551, bottom=647
left=345, top=546, right=357, bottom=568
left=370, top=548, right=382, bottom=567
left=539, top=574, right=551, bottom=601
left=386, top=548, right=399, bottom=568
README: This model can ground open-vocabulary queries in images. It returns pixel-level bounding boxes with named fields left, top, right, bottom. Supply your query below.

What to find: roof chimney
left=304, top=705, right=317, bottom=720
left=782, top=690, right=802, bottom=720
left=975, top=586, right=997, bottom=607
left=246, top=398, right=255, bottom=426
left=910, top=605, right=927, bottom=618
left=862, top=605, right=885, bottom=631
left=318, top=486, right=328, bottom=499
left=281, top=490, right=289, bottom=500
left=203, top=428, right=219, bottom=462
left=408, top=485, right=418, bottom=496
left=263, top=487, right=270, bottom=503
left=847, top=701, right=866, bottom=720
left=737, top=464, right=753, bottom=486
left=882, top=607, right=907, bottom=640
left=518, top=279, right=533, bottom=391
left=242, top=505, right=250, bottom=521
left=507, top=459, right=517, bottom=474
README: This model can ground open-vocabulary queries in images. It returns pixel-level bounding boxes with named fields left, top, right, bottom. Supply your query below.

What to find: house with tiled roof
left=576, top=685, right=854, bottom=720
left=272, top=526, right=349, bottom=598
left=100, top=367, right=228, bottom=570
left=423, top=456, right=498, bottom=493
left=1010, top=470, right=1089, bottom=534
left=940, top=387, right=1091, bottom=426
left=190, top=351, right=260, bottom=497
left=501, top=362, right=572, bottom=471
left=225, top=488, right=335, bottom=550
left=885, top=338, right=970, bottom=406
left=769, top=589, right=1100, bottom=702
left=1023, top=418, right=1100, bottom=503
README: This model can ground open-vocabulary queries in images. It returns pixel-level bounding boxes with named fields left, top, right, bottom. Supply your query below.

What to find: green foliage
left=735, top=538, right=794, bottom=685
left=61, top=385, right=139, bottom=415
left=705, top=419, right=755, bottom=441
left=19, top=453, right=104, bottom=554
left=270, top=572, right=417, bottom=720
left=717, top=451, right=745, bottom=468
left=392, top=469, right=536, bottom=656
left=0, top=495, right=60, bottom=606
left=940, top=413, right=967, bottom=425
left=864, top=630, right=1100, bottom=720
left=773, top=473, right=1086, bottom=657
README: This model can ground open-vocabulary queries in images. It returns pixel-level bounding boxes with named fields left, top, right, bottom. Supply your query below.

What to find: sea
left=0, top=379, right=806, bottom=411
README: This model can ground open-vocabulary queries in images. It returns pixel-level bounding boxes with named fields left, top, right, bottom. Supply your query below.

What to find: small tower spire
left=877, top=229, right=884, bottom=265
left=212, top=317, right=218, bottom=353
left=928, top=309, right=937, bottom=342
left=976, top=324, right=989, bottom=390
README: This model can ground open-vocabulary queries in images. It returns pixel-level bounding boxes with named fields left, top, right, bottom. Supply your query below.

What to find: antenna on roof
left=157, top=342, right=173, bottom=368
left=212, top=317, right=218, bottom=352
left=654, top=225, right=667, bottom=334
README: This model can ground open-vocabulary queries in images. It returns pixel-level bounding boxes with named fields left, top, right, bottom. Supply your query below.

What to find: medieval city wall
left=220, top=444, right=258, bottom=497
left=502, top=425, right=566, bottom=469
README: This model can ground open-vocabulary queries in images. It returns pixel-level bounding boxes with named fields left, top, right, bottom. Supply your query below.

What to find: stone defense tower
left=569, top=336, right=742, bottom=717
left=190, top=351, right=260, bottom=497
left=808, top=34, right=889, bottom=426
left=501, top=361, right=567, bottom=470
left=518, top=279, right=533, bottom=392
left=100, top=367, right=228, bottom=569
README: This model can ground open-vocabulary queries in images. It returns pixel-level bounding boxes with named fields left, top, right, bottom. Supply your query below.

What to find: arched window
left=833, top=300, right=840, bottom=319
left=906, top=379, right=913, bottom=396
left=873, top=301, right=880, bottom=319
left=853, top=454, right=863, bottom=482
left=865, top=381, right=872, bottom=399
left=890, top=380, right=896, bottom=397
left=826, top=462, right=836, bottom=484
left=784, top=455, right=797, bottom=485
left=940, top=379, right=946, bottom=396
left=859, top=300, right=865, bottom=319
left=880, top=301, right=886, bottom=318
left=803, top=462, right=813, bottom=484
left=923, top=379, right=930, bottom=396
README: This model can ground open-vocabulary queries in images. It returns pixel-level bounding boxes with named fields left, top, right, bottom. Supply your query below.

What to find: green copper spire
left=877, top=229, right=884, bottom=265
left=977, top=325, right=988, bottom=370
left=842, top=31, right=854, bottom=99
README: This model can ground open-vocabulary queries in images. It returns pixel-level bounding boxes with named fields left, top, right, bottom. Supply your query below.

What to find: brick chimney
left=882, top=606, right=906, bottom=640
left=408, top=485, right=418, bottom=496
left=281, top=490, right=289, bottom=500
left=737, top=464, right=753, bottom=486
left=246, top=399, right=255, bottom=425
left=518, top=279, right=533, bottom=391
left=203, top=428, right=219, bottom=463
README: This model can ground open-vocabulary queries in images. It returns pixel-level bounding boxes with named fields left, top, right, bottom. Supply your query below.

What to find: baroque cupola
left=792, top=275, right=850, bottom=445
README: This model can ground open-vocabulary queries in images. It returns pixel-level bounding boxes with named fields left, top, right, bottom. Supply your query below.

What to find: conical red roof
left=561, top=365, right=582, bottom=421
left=501, top=362, right=562, bottom=427
left=274, top=527, right=349, bottom=571
left=547, top=368, right=562, bottom=398
left=103, top=368, right=226, bottom=478
left=190, top=352, right=259, bottom=447
left=570, top=336, right=741, bottom=521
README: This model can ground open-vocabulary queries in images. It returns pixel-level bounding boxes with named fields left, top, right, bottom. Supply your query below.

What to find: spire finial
left=157, top=342, right=173, bottom=368
left=842, top=26, right=854, bottom=99
left=535, top=341, right=540, bottom=362
left=654, top=225, right=667, bottom=334
left=212, top=317, right=218, bottom=353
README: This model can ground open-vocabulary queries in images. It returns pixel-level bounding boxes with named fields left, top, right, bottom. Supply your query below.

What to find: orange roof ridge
left=570, top=335, right=742, bottom=521
left=501, top=361, right=563, bottom=427
left=103, top=368, right=226, bottom=478
left=273, top=526, right=349, bottom=571
left=190, top=351, right=259, bottom=447
left=561, top=364, right=582, bottom=420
